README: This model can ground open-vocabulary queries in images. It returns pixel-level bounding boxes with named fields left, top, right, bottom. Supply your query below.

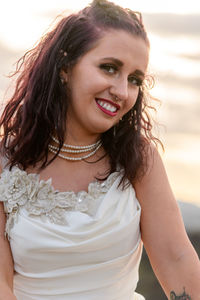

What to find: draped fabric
left=0, top=165, right=145, bottom=300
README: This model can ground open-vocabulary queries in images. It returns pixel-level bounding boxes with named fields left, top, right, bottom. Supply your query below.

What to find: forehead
left=80, top=30, right=149, bottom=72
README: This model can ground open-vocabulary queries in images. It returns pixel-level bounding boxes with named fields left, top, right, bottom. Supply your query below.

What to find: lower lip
left=95, top=100, right=118, bottom=116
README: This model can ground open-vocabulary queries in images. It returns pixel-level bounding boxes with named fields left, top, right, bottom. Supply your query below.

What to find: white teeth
left=97, top=100, right=117, bottom=113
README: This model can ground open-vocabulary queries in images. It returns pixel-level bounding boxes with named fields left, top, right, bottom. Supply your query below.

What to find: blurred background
left=0, top=0, right=199, bottom=205
left=0, top=1, right=199, bottom=299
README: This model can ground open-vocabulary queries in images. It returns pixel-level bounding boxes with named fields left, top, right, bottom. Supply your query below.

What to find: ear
left=60, top=69, right=68, bottom=83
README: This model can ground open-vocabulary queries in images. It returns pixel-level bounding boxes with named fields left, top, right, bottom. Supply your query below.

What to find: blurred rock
left=178, top=201, right=200, bottom=234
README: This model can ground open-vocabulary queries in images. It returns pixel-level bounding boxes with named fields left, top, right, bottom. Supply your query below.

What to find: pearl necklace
left=48, top=136, right=102, bottom=161
left=51, top=136, right=101, bottom=150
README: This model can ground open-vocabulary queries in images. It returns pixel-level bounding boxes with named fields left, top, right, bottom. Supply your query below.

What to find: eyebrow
left=101, top=57, right=123, bottom=67
left=101, top=57, right=145, bottom=77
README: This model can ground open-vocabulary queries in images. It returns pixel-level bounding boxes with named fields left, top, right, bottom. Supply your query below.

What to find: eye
left=128, top=75, right=143, bottom=86
left=99, top=63, right=118, bottom=74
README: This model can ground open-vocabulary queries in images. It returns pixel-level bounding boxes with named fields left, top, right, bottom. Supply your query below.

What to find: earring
left=60, top=69, right=68, bottom=85
left=60, top=77, right=65, bottom=84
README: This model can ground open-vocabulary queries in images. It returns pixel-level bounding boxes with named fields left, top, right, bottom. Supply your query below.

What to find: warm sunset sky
left=0, top=0, right=200, bottom=50
left=0, top=0, right=200, bottom=205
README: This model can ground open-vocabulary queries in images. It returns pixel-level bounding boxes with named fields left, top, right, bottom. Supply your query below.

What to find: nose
left=109, top=78, right=129, bottom=101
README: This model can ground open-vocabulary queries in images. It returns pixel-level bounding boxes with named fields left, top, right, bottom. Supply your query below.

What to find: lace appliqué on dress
left=0, top=167, right=120, bottom=238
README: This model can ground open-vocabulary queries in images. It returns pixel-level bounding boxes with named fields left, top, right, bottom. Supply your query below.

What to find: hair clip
left=60, top=49, right=68, bottom=57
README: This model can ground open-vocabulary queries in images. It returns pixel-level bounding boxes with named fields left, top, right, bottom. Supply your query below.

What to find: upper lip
left=95, top=98, right=120, bottom=110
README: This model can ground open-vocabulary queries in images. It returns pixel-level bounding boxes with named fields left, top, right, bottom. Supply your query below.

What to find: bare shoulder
left=0, top=161, right=15, bottom=290
left=134, top=144, right=190, bottom=259
left=134, top=143, right=176, bottom=209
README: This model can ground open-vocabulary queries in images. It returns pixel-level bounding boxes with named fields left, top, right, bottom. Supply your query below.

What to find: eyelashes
left=128, top=75, right=143, bottom=86
left=99, top=63, right=143, bottom=86
left=99, top=63, right=117, bottom=74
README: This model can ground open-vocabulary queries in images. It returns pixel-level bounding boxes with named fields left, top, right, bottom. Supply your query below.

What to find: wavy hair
left=0, top=0, right=162, bottom=186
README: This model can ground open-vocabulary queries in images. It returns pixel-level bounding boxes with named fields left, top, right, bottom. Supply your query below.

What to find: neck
left=64, top=116, right=102, bottom=146
left=64, top=130, right=101, bottom=147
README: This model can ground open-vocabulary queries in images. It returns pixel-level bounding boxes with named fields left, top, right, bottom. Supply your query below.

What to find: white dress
left=0, top=165, right=145, bottom=300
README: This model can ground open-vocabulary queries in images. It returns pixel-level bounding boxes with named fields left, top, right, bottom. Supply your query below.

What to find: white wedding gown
left=0, top=165, right=145, bottom=300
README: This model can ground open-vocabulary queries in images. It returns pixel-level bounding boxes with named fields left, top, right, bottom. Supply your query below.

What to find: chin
left=95, top=123, right=115, bottom=134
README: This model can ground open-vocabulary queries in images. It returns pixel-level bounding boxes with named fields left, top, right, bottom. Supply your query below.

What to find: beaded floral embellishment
left=0, top=167, right=120, bottom=238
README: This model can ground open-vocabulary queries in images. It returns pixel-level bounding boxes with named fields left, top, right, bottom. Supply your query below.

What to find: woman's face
left=63, top=29, right=149, bottom=140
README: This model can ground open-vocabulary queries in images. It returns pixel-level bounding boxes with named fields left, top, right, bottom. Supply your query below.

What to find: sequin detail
left=0, top=167, right=120, bottom=237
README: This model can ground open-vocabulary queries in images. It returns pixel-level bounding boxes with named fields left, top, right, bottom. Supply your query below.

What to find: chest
left=32, top=158, right=110, bottom=194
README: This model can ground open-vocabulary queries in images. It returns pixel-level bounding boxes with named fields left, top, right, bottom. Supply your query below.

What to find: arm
left=134, top=146, right=200, bottom=300
left=0, top=166, right=17, bottom=300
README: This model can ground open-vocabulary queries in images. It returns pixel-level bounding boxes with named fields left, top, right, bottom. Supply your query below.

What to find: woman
left=0, top=0, right=199, bottom=299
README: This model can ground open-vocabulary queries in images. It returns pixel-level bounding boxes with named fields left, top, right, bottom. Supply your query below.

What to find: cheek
left=127, top=88, right=140, bottom=109
left=87, top=68, right=111, bottom=89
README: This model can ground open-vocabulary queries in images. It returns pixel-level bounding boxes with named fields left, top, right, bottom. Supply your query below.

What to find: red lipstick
left=95, top=98, right=120, bottom=117
left=96, top=98, right=120, bottom=109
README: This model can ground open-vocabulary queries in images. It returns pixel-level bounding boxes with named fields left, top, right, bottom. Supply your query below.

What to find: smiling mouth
left=95, top=98, right=119, bottom=116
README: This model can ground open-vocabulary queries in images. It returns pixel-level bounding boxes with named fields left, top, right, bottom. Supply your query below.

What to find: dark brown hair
left=0, top=0, right=161, bottom=186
